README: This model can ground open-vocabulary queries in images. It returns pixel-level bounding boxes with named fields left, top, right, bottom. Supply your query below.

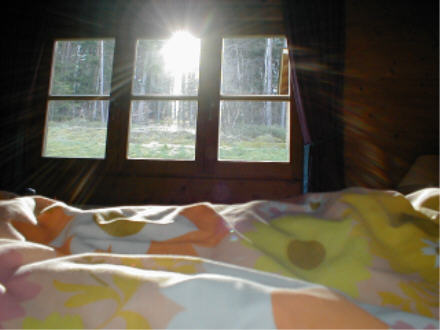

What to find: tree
left=263, top=37, right=273, bottom=126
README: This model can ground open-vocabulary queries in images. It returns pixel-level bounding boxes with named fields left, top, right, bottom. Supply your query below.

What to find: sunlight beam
left=161, top=31, right=200, bottom=75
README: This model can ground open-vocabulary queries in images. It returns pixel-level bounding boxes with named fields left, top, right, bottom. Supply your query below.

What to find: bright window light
left=161, top=31, right=200, bottom=75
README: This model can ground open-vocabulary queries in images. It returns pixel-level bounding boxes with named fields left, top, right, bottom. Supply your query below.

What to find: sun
left=161, top=31, right=200, bottom=75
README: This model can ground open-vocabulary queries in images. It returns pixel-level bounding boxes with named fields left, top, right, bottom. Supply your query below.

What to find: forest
left=44, top=34, right=290, bottom=162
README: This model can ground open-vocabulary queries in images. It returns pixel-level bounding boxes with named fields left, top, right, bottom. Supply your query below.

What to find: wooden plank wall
left=343, top=0, right=438, bottom=188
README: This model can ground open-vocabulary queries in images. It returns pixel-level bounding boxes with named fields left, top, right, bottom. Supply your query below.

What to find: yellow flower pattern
left=341, top=192, right=439, bottom=317
left=379, top=281, right=438, bottom=318
left=22, top=313, right=84, bottom=329
left=241, top=190, right=439, bottom=317
left=243, top=214, right=372, bottom=298
left=93, top=210, right=147, bottom=237
left=53, top=274, right=151, bottom=329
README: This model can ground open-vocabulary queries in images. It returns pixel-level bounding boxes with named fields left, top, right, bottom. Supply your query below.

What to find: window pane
left=133, top=32, right=200, bottom=96
left=221, top=37, right=288, bottom=95
left=50, top=40, right=115, bottom=96
left=128, top=100, right=197, bottom=160
left=43, top=100, right=109, bottom=158
left=219, top=101, right=289, bottom=162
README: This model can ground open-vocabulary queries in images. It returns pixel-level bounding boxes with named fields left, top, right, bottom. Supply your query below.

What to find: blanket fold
left=0, top=188, right=438, bottom=329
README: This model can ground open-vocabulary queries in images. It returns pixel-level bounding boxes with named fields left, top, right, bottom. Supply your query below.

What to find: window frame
left=42, top=37, right=116, bottom=159
left=38, top=29, right=302, bottom=181
left=217, top=34, right=292, bottom=163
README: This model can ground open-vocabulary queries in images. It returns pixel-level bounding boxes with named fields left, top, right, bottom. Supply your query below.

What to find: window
left=128, top=32, right=200, bottom=160
left=43, top=39, right=115, bottom=158
left=219, top=37, right=290, bottom=162
left=41, top=32, right=299, bottom=180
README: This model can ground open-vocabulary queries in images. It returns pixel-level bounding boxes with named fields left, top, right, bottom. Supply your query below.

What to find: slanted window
left=219, top=36, right=290, bottom=162
left=41, top=31, right=299, bottom=180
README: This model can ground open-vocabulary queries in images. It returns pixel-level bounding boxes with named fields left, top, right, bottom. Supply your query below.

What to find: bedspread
left=0, top=188, right=438, bottom=329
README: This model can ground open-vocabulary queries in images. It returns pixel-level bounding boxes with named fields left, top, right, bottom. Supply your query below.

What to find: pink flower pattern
left=0, top=249, right=41, bottom=327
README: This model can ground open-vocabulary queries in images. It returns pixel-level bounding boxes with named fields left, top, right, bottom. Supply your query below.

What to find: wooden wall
left=343, top=0, right=438, bottom=188
left=0, top=3, right=48, bottom=194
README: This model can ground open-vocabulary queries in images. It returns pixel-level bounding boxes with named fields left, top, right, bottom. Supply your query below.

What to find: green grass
left=219, top=144, right=288, bottom=162
left=44, top=120, right=289, bottom=162
left=219, top=124, right=289, bottom=162
left=44, top=121, right=107, bottom=158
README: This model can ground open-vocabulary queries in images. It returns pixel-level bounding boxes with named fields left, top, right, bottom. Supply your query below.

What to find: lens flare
left=161, top=31, right=200, bottom=75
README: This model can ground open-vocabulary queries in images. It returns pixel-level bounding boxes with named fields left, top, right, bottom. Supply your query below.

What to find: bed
left=0, top=182, right=438, bottom=329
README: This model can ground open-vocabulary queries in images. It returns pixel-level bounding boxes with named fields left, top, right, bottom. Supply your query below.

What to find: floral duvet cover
left=0, top=188, right=438, bottom=329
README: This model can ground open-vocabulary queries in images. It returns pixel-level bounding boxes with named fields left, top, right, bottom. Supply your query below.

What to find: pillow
left=397, top=155, right=439, bottom=194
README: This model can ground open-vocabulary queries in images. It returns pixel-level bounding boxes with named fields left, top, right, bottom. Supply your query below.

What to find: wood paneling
left=25, top=167, right=301, bottom=206
left=343, top=0, right=438, bottom=188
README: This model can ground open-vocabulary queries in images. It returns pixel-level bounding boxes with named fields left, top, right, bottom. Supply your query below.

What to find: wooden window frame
left=42, top=38, right=115, bottom=159
left=36, top=28, right=302, bottom=182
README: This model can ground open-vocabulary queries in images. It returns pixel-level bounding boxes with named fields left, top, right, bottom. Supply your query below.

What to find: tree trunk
left=73, top=44, right=81, bottom=119
left=263, top=38, right=273, bottom=126
left=172, top=72, right=182, bottom=128
left=98, top=40, right=106, bottom=123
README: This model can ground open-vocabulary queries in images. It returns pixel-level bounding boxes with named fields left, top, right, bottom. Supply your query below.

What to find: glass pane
left=221, top=37, right=288, bottom=95
left=50, top=39, right=115, bottom=96
left=43, top=100, right=109, bottom=158
left=133, top=32, right=200, bottom=96
left=219, top=101, right=289, bottom=162
left=128, top=100, right=197, bottom=160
